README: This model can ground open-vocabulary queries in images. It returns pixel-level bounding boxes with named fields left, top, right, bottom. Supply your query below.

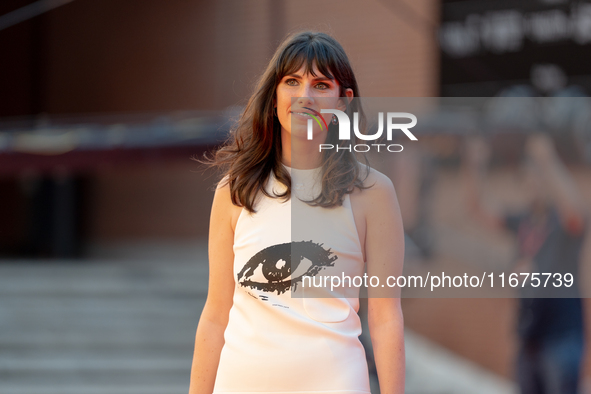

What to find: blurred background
left=1, top=0, right=591, bottom=393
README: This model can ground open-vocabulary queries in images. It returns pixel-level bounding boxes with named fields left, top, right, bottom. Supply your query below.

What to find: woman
left=188, top=31, right=405, bottom=394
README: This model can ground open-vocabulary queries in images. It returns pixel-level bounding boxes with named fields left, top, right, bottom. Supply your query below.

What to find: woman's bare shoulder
left=213, top=174, right=244, bottom=231
left=355, top=163, right=396, bottom=199
left=349, top=165, right=398, bottom=222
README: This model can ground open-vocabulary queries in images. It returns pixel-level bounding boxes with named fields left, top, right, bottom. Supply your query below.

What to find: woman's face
left=275, top=62, right=353, bottom=142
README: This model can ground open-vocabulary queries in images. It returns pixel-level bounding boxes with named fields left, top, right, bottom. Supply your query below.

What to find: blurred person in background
left=390, top=142, right=436, bottom=262
left=188, top=31, right=405, bottom=394
left=463, top=133, right=588, bottom=394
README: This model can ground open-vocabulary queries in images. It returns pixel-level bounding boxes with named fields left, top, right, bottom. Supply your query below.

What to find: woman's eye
left=286, top=78, right=298, bottom=86
left=315, top=83, right=329, bottom=89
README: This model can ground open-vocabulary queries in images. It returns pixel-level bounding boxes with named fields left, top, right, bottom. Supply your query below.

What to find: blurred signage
left=439, top=0, right=591, bottom=96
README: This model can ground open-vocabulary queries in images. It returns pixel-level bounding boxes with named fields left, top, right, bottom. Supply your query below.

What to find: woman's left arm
left=364, top=171, right=405, bottom=394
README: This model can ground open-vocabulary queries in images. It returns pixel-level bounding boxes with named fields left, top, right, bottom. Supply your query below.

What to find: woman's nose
left=296, top=87, right=315, bottom=105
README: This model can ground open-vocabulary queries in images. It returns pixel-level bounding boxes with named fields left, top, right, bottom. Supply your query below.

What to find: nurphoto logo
left=306, top=110, right=418, bottom=152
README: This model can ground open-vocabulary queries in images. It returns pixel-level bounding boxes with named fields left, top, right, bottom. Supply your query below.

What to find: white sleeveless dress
left=213, top=164, right=371, bottom=394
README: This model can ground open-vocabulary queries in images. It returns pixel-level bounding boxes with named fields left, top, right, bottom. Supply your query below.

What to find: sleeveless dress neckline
left=281, top=163, right=322, bottom=172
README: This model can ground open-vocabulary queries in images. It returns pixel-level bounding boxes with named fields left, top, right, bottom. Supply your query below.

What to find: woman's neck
left=281, top=130, right=324, bottom=170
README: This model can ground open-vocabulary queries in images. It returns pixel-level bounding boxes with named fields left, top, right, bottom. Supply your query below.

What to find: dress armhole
left=344, top=193, right=365, bottom=263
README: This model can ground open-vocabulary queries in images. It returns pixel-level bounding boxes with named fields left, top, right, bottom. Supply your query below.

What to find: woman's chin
left=285, top=124, right=322, bottom=140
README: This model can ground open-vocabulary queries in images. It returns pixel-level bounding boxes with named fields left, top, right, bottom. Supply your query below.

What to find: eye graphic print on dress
left=237, top=241, right=338, bottom=295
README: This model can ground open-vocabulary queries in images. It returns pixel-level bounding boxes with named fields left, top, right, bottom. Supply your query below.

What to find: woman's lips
left=291, top=111, right=311, bottom=116
left=290, top=111, right=313, bottom=123
left=289, top=107, right=329, bottom=131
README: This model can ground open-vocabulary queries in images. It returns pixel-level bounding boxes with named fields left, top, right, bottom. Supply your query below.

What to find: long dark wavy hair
left=200, top=31, right=371, bottom=213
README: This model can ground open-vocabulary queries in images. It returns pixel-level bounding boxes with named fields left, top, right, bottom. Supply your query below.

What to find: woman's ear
left=345, top=88, right=354, bottom=101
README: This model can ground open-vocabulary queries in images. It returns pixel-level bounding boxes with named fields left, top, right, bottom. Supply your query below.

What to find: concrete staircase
left=0, top=241, right=516, bottom=394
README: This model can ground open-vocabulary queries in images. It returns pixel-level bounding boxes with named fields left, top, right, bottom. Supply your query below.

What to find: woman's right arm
left=188, top=180, right=238, bottom=394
